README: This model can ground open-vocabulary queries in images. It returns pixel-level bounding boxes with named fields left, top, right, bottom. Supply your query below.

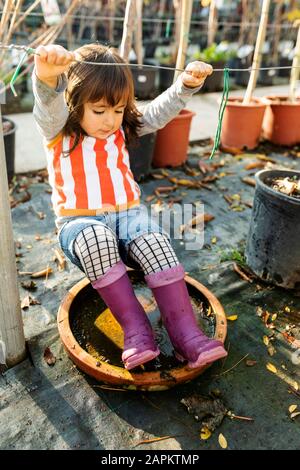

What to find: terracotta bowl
left=57, top=270, right=227, bottom=391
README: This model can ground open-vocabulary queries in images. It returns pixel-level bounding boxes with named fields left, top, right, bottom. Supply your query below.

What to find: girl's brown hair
left=63, top=43, right=142, bottom=153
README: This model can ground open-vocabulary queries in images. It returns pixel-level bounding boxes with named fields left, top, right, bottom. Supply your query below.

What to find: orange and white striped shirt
left=46, top=128, right=141, bottom=217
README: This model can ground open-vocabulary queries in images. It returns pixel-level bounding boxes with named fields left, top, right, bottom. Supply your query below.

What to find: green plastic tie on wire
left=209, top=67, right=230, bottom=160
left=165, top=19, right=171, bottom=38
left=10, top=47, right=35, bottom=97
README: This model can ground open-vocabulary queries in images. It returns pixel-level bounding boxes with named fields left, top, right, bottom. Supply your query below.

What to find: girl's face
left=80, top=98, right=126, bottom=140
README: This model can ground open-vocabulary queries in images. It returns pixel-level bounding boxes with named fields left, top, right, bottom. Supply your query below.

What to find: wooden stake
left=288, top=23, right=300, bottom=103
left=134, top=0, right=143, bottom=66
left=119, top=0, right=136, bottom=61
left=243, top=0, right=271, bottom=105
left=107, top=0, right=115, bottom=44
left=208, top=0, right=218, bottom=47
left=11, top=0, right=41, bottom=34
left=0, top=105, right=26, bottom=367
left=173, top=0, right=193, bottom=83
left=0, top=0, right=23, bottom=63
left=0, top=0, right=14, bottom=43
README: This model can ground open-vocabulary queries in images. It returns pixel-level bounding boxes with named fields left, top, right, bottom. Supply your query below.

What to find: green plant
left=219, top=247, right=246, bottom=267
left=194, top=43, right=237, bottom=63
left=154, top=46, right=175, bottom=65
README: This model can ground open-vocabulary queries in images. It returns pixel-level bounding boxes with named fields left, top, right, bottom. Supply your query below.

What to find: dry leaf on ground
left=43, top=347, right=56, bottom=366
left=21, top=295, right=41, bottom=309
left=218, top=433, right=228, bottom=449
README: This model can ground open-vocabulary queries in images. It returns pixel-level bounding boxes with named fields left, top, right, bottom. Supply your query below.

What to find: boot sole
left=175, top=346, right=228, bottom=369
left=124, top=348, right=160, bottom=370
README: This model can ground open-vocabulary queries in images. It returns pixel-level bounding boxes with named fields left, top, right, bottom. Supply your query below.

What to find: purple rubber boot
left=145, top=265, right=227, bottom=369
left=92, top=261, right=160, bottom=370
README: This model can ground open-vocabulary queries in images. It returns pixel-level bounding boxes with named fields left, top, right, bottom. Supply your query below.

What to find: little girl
left=33, top=43, right=227, bottom=371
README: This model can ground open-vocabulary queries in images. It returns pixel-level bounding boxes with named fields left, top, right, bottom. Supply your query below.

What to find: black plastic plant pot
left=201, top=60, right=225, bottom=93
left=131, top=59, right=159, bottom=100
left=159, top=64, right=175, bottom=92
left=2, top=116, right=16, bottom=183
left=235, top=57, right=251, bottom=87
left=128, top=132, right=157, bottom=182
left=257, top=60, right=276, bottom=86
left=245, top=169, right=300, bottom=289
left=278, top=57, right=292, bottom=78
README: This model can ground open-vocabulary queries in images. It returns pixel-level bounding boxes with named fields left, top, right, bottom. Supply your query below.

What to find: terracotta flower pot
left=57, top=270, right=227, bottom=391
left=262, top=95, right=300, bottom=146
left=152, top=109, right=195, bottom=168
left=220, top=97, right=266, bottom=151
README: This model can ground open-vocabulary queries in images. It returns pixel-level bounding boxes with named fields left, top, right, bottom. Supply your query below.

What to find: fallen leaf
left=211, top=236, right=217, bottom=244
left=200, top=427, right=212, bottom=440
left=43, top=347, right=56, bottom=366
left=180, top=213, right=215, bottom=233
left=134, top=436, right=174, bottom=446
left=289, top=405, right=298, bottom=413
left=21, top=295, right=30, bottom=310
left=202, top=175, right=218, bottom=183
left=218, top=433, right=228, bottom=449
left=290, top=411, right=300, bottom=419
left=184, top=165, right=200, bottom=176
left=226, top=315, right=238, bottom=321
left=267, top=345, right=276, bottom=356
left=223, top=195, right=233, bottom=205
left=21, top=280, right=37, bottom=291
left=241, top=177, right=256, bottom=187
left=266, top=362, right=277, bottom=374
left=53, top=249, right=66, bottom=271
left=21, top=295, right=41, bottom=309
left=176, top=178, right=199, bottom=187
left=256, top=154, right=276, bottom=163
left=220, top=145, right=243, bottom=155
left=145, top=195, right=156, bottom=202
left=263, top=335, right=270, bottom=346
left=151, top=173, right=165, bottom=180
left=198, top=160, right=213, bottom=174
left=31, top=267, right=52, bottom=278
left=245, top=161, right=266, bottom=170
left=246, top=359, right=257, bottom=367
left=204, top=213, right=215, bottom=223
left=154, top=186, right=176, bottom=197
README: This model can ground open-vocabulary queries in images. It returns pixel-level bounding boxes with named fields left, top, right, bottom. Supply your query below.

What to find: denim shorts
left=58, top=205, right=169, bottom=272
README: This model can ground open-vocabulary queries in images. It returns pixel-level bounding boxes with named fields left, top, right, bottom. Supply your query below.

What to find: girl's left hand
left=181, top=61, right=213, bottom=88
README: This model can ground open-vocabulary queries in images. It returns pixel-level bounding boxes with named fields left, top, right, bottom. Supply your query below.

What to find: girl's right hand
left=35, top=44, right=75, bottom=88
